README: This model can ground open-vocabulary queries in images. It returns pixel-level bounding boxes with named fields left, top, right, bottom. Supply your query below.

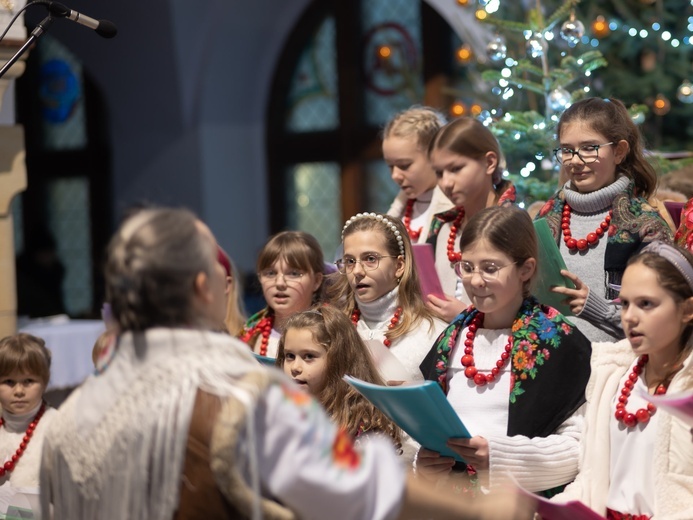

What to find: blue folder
left=344, top=376, right=471, bottom=462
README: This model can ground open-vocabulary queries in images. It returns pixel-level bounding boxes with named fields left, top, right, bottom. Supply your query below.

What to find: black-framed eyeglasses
left=453, top=260, right=516, bottom=281
left=335, top=253, right=398, bottom=274
left=553, top=142, right=614, bottom=164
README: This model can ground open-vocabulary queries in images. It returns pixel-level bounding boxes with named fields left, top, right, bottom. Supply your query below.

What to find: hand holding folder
left=344, top=376, right=471, bottom=462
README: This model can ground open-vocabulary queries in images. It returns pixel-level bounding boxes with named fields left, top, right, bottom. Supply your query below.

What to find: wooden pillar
left=0, top=128, right=26, bottom=337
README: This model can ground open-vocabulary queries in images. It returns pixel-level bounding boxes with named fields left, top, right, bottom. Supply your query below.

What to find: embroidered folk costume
left=420, top=297, right=591, bottom=493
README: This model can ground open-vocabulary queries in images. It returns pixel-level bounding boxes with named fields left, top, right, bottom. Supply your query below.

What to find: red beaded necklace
left=459, top=313, right=512, bottom=387
left=403, top=199, right=422, bottom=241
left=240, top=314, right=274, bottom=356
left=0, top=401, right=46, bottom=477
left=561, top=203, right=612, bottom=251
left=447, top=208, right=465, bottom=264
left=614, top=354, right=667, bottom=427
left=351, top=306, right=402, bottom=347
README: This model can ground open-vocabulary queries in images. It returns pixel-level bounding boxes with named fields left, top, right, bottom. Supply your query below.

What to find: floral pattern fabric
left=420, top=297, right=591, bottom=438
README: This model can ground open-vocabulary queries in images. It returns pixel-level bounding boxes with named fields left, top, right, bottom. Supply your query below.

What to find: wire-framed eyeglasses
left=553, top=142, right=614, bottom=164
left=335, top=253, right=398, bottom=274
left=258, top=269, right=305, bottom=283
left=453, top=260, right=516, bottom=281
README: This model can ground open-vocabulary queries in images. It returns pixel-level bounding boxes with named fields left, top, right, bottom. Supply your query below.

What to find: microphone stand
left=0, top=15, right=53, bottom=79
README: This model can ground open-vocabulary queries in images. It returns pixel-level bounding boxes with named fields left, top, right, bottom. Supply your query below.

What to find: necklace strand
left=240, top=314, right=274, bottom=356
left=351, top=306, right=402, bottom=347
left=0, top=401, right=46, bottom=477
left=459, top=313, right=512, bottom=386
left=614, top=354, right=666, bottom=427
left=561, top=203, right=612, bottom=251
left=447, top=208, right=465, bottom=264
left=403, top=199, right=423, bottom=241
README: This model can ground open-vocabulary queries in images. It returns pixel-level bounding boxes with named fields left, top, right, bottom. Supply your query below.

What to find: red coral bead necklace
left=459, top=313, right=512, bottom=386
left=614, top=354, right=667, bottom=427
left=351, top=307, right=402, bottom=347
left=447, top=208, right=465, bottom=263
left=0, top=401, right=46, bottom=477
left=403, top=199, right=422, bottom=241
left=240, top=314, right=274, bottom=356
left=561, top=203, right=612, bottom=251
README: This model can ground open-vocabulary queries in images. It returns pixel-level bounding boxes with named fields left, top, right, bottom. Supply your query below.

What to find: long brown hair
left=276, top=305, right=401, bottom=446
left=556, top=97, right=658, bottom=197
left=326, top=213, right=436, bottom=341
left=428, top=117, right=511, bottom=196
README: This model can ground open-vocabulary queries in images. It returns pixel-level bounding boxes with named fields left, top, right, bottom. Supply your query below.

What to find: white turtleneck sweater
left=559, top=175, right=630, bottom=342
left=0, top=402, right=57, bottom=488
left=355, top=287, right=447, bottom=382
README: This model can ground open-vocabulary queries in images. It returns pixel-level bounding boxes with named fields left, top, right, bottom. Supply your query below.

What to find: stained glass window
left=361, top=0, right=424, bottom=126
left=365, top=160, right=400, bottom=213
left=286, top=16, right=339, bottom=132
left=285, top=162, right=342, bottom=261
left=46, top=177, right=92, bottom=316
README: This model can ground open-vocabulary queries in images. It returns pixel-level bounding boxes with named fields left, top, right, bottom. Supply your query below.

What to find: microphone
left=47, top=2, right=117, bottom=38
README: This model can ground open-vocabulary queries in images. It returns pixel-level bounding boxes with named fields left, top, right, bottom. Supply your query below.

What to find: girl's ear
left=614, top=139, right=630, bottom=165
left=518, top=257, right=537, bottom=283
left=395, top=255, right=406, bottom=280
left=681, top=296, right=693, bottom=325
left=311, top=272, right=324, bottom=293
left=485, top=151, right=499, bottom=176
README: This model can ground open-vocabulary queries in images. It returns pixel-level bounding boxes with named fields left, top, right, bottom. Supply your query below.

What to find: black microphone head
left=47, top=1, right=70, bottom=17
left=96, top=19, right=117, bottom=38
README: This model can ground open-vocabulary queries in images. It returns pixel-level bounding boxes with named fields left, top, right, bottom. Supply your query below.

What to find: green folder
left=533, top=218, right=576, bottom=317
left=344, top=376, right=471, bottom=462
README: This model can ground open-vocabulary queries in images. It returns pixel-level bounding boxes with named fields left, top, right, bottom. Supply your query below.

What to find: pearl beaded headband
left=341, top=212, right=405, bottom=257
left=642, top=241, right=693, bottom=292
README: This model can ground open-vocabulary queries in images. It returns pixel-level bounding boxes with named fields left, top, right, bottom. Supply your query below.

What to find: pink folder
left=411, top=243, right=445, bottom=299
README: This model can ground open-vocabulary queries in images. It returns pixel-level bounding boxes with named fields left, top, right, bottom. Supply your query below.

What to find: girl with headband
left=551, top=241, right=693, bottom=518
left=327, top=213, right=447, bottom=383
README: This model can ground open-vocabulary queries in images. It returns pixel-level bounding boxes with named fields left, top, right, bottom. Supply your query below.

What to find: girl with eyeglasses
left=426, top=117, right=516, bottom=323
left=536, top=97, right=672, bottom=342
left=239, top=231, right=324, bottom=358
left=327, top=213, right=447, bottom=384
left=418, top=206, right=591, bottom=496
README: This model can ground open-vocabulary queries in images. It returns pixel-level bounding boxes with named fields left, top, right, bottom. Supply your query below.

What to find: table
left=20, top=317, right=105, bottom=390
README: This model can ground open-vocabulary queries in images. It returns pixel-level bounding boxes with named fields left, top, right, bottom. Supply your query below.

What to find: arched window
left=267, top=0, right=458, bottom=259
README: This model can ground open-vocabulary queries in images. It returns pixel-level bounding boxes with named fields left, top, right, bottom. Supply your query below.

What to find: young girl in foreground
left=550, top=242, right=693, bottom=519
left=537, top=97, right=672, bottom=342
left=239, top=231, right=324, bottom=358
left=383, top=106, right=453, bottom=243
left=0, top=333, right=57, bottom=514
left=417, top=206, right=591, bottom=494
left=426, top=117, right=516, bottom=322
left=328, top=213, right=447, bottom=382
left=276, top=305, right=401, bottom=449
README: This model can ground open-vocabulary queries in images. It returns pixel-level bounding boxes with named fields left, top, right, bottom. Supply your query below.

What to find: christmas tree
left=448, top=0, right=693, bottom=206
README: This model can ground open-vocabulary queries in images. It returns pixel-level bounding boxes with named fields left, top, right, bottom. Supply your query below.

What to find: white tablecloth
left=19, top=318, right=105, bottom=390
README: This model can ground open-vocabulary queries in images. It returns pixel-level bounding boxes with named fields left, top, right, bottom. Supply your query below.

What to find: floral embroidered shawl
left=537, top=180, right=672, bottom=299
left=419, top=297, right=591, bottom=438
